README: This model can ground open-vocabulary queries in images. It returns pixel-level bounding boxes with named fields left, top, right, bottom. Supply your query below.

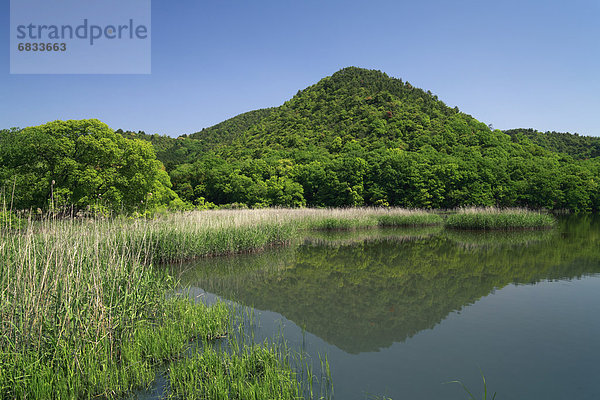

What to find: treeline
left=504, top=128, right=600, bottom=160
left=139, top=67, right=600, bottom=212
left=2, top=67, right=600, bottom=213
left=162, top=144, right=600, bottom=211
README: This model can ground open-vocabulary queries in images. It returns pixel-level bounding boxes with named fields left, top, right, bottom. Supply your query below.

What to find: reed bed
left=5, top=206, right=522, bottom=398
left=297, top=208, right=442, bottom=230
left=4, top=208, right=431, bottom=398
left=0, top=216, right=231, bottom=398
left=109, top=208, right=442, bottom=262
left=444, top=207, right=557, bottom=230
left=376, top=212, right=443, bottom=227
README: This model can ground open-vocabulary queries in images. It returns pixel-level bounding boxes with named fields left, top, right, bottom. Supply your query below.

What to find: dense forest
left=2, top=67, right=600, bottom=213
left=504, top=128, right=600, bottom=160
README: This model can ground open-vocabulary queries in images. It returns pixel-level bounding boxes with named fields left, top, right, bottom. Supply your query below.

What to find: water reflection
left=175, top=216, right=600, bottom=355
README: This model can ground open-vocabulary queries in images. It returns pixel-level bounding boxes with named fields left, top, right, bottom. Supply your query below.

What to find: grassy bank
left=0, top=206, right=554, bottom=398
left=5, top=208, right=435, bottom=398
left=0, top=211, right=328, bottom=399
left=445, top=208, right=557, bottom=230
left=0, top=217, right=232, bottom=398
left=113, top=208, right=442, bottom=263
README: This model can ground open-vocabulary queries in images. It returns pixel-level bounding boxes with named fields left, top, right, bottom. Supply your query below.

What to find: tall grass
left=110, top=208, right=442, bottom=262
left=5, top=208, right=431, bottom=398
left=298, top=208, right=442, bottom=230
left=3, top=206, right=508, bottom=398
left=444, top=207, right=556, bottom=230
left=0, top=216, right=230, bottom=398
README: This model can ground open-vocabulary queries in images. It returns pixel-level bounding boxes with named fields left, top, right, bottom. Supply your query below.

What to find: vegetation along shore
left=0, top=205, right=556, bottom=398
left=0, top=66, right=591, bottom=399
left=3, top=68, right=600, bottom=215
left=0, top=207, right=443, bottom=399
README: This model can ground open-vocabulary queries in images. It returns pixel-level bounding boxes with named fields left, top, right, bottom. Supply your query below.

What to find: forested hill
left=187, top=108, right=275, bottom=147
left=504, top=128, right=600, bottom=160
left=3, top=67, right=600, bottom=212
left=180, top=67, right=485, bottom=158
left=161, top=67, right=600, bottom=211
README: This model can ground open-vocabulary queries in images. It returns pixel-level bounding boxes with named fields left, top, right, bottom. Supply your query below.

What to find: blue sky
left=1, top=0, right=599, bottom=137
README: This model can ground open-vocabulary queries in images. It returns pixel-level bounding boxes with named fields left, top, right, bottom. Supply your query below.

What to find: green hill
left=4, top=68, right=598, bottom=213
left=188, top=108, right=275, bottom=147
left=165, top=67, right=600, bottom=211
left=504, top=128, right=600, bottom=160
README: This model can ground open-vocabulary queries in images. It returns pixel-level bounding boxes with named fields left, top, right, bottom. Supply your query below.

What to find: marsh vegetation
left=0, top=207, right=440, bottom=399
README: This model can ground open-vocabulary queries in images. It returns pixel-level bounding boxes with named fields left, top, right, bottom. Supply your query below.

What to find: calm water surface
left=174, top=216, right=600, bottom=400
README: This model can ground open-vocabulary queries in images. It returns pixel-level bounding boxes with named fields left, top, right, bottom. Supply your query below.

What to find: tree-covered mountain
left=2, top=67, right=599, bottom=212
left=164, top=67, right=600, bottom=211
left=187, top=108, right=275, bottom=147
left=504, top=128, right=600, bottom=160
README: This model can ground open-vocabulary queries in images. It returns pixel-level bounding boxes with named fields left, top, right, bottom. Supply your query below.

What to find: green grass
left=168, top=304, right=332, bottom=400
left=0, top=208, right=370, bottom=399
left=107, top=208, right=443, bottom=262
left=0, top=210, right=26, bottom=230
left=169, top=343, right=302, bottom=400
left=446, top=370, right=497, bottom=400
left=1, top=206, right=534, bottom=398
left=301, top=209, right=443, bottom=231
left=308, top=216, right=375, bottom=230
left=444, top=207, right=556, bottom=230
left=0, top=214, right=231, bottom=398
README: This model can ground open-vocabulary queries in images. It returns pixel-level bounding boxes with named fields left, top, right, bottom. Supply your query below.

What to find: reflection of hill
left=177, top=217, right=600, bottom=354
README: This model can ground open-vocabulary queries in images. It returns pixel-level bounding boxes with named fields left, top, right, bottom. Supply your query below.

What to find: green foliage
left=0, top=210, right=26, bottom=230
left=505, top=128, right=600, bottom=160
left=188, top=108, right=276, bottom=145
left=120, top=129, right=208, bottom=171
left=0, top=120, right=180, bottom=213
left=3, top=68, right=600, bottom=212
left=139, top=68, right=600, bottom=212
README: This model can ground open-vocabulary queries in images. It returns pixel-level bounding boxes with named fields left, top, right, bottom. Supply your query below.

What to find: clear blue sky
left=1, top=0, right=599, bottom=137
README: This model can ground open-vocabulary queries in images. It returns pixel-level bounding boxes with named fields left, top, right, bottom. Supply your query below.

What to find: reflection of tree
left=178, top=217, right=600, bottom=354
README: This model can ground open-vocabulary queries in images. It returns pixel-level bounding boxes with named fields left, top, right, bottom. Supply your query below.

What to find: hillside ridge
left=150, top=67, right=599, bottom=211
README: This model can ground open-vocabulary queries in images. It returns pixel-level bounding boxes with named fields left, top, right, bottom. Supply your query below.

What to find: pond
left=174, top=215, right=600, bottom=400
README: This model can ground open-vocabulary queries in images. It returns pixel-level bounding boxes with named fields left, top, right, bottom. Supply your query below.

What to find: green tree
left=0, top=120, right=180, bottom=213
